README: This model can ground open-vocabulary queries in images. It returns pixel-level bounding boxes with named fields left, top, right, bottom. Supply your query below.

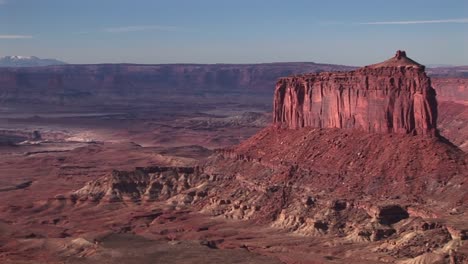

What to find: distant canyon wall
left=432, top=78, right=468, bottom=105
left=432, top=78, right=468, bottom=151
left=0, top=63, right=354, bottom=105
left=0, top=63, right=465, bottom=108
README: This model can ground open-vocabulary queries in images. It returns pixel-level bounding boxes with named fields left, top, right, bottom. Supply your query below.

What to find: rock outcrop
left=7, top=51, right=467, bottom=263
left=273, top=51, right=438, bottom=136
left=72, top=166, right=204, bottom=203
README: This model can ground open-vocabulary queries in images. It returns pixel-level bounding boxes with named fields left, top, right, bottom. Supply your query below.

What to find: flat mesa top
left=366, top=50, right=424, bottom=69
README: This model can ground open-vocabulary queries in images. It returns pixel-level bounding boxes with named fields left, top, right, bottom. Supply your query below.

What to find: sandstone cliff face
left=273, top=51, right=438, bottom=136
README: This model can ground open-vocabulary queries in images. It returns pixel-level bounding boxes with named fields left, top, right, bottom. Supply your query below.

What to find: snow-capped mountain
left=0, top=56, right=66, bottom=67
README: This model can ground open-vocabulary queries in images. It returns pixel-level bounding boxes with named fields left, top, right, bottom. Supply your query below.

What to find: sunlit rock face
left=273, top=51, right=438, bottom=136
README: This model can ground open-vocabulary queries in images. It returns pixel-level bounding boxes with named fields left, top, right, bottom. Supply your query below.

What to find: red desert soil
left=0, top=52, right=467, bottom=263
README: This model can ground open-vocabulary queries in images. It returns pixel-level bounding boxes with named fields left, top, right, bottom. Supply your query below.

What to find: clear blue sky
left=1, top=0, right=467, bottom=65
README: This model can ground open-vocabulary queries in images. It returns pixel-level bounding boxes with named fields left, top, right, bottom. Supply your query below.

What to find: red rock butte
left=273, top=50, right=438, bottom=136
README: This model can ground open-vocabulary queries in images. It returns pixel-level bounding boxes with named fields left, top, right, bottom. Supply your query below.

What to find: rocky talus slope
left=69, top=135, right=467, bottom=262
left=65, top=52, right=468, bottom=263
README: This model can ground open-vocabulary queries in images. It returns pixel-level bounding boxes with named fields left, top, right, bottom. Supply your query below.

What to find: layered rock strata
left=0, top=63, right=353, bottom=105
left=273, top=51, right=438, bottom=135
left=30, top=51, right=468, bottom=263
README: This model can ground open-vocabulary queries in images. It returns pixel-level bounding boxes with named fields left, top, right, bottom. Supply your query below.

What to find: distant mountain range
left=0, top=56, right=66, bottom=67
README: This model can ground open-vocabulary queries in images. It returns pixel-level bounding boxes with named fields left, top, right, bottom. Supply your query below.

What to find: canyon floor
left=0, top=99, right=291, bottom=264
left=0, top=87, right=467, bottom=263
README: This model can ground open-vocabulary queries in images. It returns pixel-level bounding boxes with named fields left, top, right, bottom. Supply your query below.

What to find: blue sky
left=1, top=0, right=467, bottom=65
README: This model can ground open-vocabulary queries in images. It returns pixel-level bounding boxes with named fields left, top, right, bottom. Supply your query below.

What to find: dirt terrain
left=0, top=98, right=277, bottom=263
left=0, top=57, right=467, bottom=263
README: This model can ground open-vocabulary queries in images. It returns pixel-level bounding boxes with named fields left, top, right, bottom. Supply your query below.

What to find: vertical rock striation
left=273, top=51, right=438, bottom=136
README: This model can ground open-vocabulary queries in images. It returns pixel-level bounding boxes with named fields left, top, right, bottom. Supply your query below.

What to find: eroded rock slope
left=66, top=51, right=468, bottom=263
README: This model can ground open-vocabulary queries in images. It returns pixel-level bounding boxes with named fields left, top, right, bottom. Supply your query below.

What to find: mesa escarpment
left=55, top=52, right=468, bottom=263
left=2, top=52, right=467, bottom=263
left=0, top=63, right=353, bottom=105
left=273, top=51, right=438, bottom=136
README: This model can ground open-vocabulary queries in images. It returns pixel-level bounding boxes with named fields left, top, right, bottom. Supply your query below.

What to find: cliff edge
left=273, top=51, right=438, bottom=136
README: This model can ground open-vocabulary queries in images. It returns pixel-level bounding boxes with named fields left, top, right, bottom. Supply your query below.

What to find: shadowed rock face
left=2, top=51, right=467, bottom=263
left=273, top=51, right=438, bottom=136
